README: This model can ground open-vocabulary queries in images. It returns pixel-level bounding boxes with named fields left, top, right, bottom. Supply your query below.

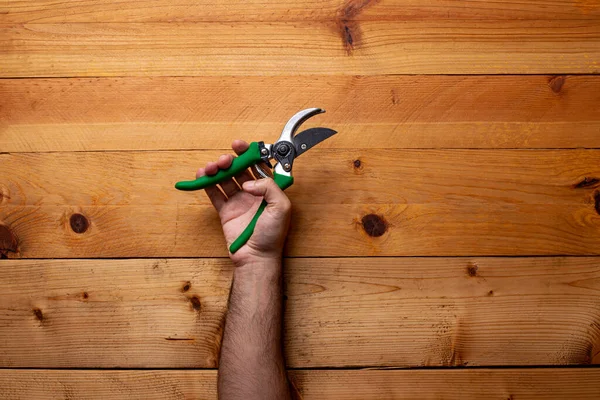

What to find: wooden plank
left=1, top=258, right=600, bottom=368
left=2, top=204, right=599, bottom=258
left=291, top=369, right=600, bottom=399
left=1, top=369, right=600, bottom=400
left=1, top=21, right=599, bottom=77
left=2, top=76, right=600, bottom=152
left=0, top=370, right=218, bottom=400
left=2, top=0, right=599, bottom=23
left=285, top=257, right=600, bottom=367
left=2, top=149, right=600, bottom=206
left=0, top=259, right=232, bottom=368
left=2, top=149, right=600, bottom=257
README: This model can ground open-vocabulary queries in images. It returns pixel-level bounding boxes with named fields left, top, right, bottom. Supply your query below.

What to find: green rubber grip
left=229, top=172, right=294, bottom=254
left=175, top=142, right=263, bottom=191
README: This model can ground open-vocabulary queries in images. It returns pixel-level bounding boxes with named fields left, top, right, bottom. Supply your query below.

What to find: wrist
left=234, top=257, right=282, bottom=278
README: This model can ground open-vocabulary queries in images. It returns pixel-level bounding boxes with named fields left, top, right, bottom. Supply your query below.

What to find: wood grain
left=2, top=203, right=599, bottom=258
left=2, top=0, right=599, bottom=23
left=1, top=258, right=600, bottom=368
left=2, top=369, right=600, bottom=399
left=291, top=369, right=600, bottom=400
left=3, top=76, right=600, bottom=152
left=2, top=21, right=599, bottom=77
left=0, top=370, right=218, bottom=400
left=0, top=259, right=231, bottom=368
left=2, top=149, right=600, bottom=206
left=2, top=149, right=600, bottom=257
left=285, top=257, right=600, bottom=367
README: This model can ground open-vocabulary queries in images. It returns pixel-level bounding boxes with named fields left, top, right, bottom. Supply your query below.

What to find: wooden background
left=2, top=0, right=600, bottom=398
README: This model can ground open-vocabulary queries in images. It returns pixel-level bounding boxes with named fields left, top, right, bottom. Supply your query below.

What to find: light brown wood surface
left=2, top=76, right=600, bottom=152
left=3, top=149, right=600, bottom=206
left=1, top=258, right=600, bottom=368
left=3, top=0, right=600, bottom=23
left=2, top=21, right=599, bottom=77
left=3, top=0, right=600, bottom=396
left=4, top=203, right=600, bottom=257
left=2, top=369, right=600, bottom=400
left=2, top=149, right=600, bottom=257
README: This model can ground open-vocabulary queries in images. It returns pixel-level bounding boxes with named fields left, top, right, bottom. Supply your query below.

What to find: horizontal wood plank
left=0, top=370, right=218, bottom=400
left=2, top=21, right=599, bottom=77
left=2, top=0, right=599, bottom=23
left=2, top=204, right=599, bottom=257
left=3, top=76, right=600, bottom=151
left=2, top=369, right=600, bottom=399
left=3, top=149, right=600, bottom=206
left=0, top=259, right=231, bottom=368
left=1, top=258, right=600, bottom=367
left=293, top=369, right=600, bottom=399
left=2, top=149, right=600, bottom=257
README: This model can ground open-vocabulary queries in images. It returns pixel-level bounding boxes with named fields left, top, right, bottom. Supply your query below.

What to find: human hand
left=196, top=140, right=292, bottom=267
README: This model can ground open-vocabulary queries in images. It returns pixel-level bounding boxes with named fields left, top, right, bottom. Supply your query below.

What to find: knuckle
left=281, top=198, right=292, bottom=212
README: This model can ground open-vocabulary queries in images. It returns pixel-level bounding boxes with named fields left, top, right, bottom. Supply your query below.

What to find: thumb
left=242, top=178, right=291, bottom=211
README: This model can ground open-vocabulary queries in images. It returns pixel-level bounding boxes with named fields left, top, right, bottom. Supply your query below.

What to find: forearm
left=218, top=259, right=291, bottom=400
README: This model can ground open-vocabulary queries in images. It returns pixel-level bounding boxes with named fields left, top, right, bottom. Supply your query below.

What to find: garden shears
left=175, top=108, right=337, bottom=253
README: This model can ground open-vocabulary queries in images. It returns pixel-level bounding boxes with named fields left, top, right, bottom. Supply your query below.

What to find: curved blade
left=293, top=127, right=337, bottom=157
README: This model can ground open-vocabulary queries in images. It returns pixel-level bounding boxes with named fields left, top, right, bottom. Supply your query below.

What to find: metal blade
left=293, top=127, right=337, bottom=157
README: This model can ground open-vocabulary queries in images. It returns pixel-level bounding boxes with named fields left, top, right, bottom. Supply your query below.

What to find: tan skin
left=197, top=140, right=293, bottom=400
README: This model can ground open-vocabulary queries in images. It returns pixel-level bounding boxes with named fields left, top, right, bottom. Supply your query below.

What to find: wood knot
left=467, top=262, right=479, bottom=277
left=82, top=292, right=89, bottom=299
left=352, top=158, right=365, bottom=174
left=70, top=213, right=89, bottom=234
left=337, top=20, right=361, bottom=55
left=548, top=75, right=566, bottom=93
left=343, top=24, right=353, bottom=46
left=32, top=308, right=44, bottom=322
left=487, top=290, right=494, bottom=296
left=190, top=296, right=201, bottom=311
left=0, top=224, right=18, bottom=257
left=336, top=0, right=378, bottom=54
left=574, top=177, right=600, bottom=189
left=181, top=281, right=191, bottom=292
left=361, top=214, right=388, bottom=237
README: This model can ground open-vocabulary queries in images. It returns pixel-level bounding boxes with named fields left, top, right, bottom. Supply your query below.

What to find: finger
left=204, top=161, right=219, bottom=176
left=242, top=178, right=291, bottom=217
left=231, top=140, right=254, bottom=185
left=213, top=154, right=241, bottom=197
left=216, top=154, right=234, bottom=170
left=196, top=167, right=226, bottom=211
left=232, top=140, right=250, bottom=155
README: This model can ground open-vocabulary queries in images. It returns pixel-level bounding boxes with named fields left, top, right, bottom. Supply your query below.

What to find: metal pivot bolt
left=283, top=163, right=291, bottom=171
left=277, top=144, right=289, bottom=155
left=261, top=148, right=269, bottom=155
left=301, top=143, right=307, bottom=150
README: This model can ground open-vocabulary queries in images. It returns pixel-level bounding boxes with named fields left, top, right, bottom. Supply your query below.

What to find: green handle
left=229, top=172, right=294, bottom=254
left=175, top=142, right=263, bottom=191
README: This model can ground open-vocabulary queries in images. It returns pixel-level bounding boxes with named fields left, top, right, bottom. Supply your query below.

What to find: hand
left=196, top=140, right=292, bottom=267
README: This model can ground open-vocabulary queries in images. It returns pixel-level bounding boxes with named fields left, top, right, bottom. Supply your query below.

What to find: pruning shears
left=175, top=108, right=337, bottom=253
